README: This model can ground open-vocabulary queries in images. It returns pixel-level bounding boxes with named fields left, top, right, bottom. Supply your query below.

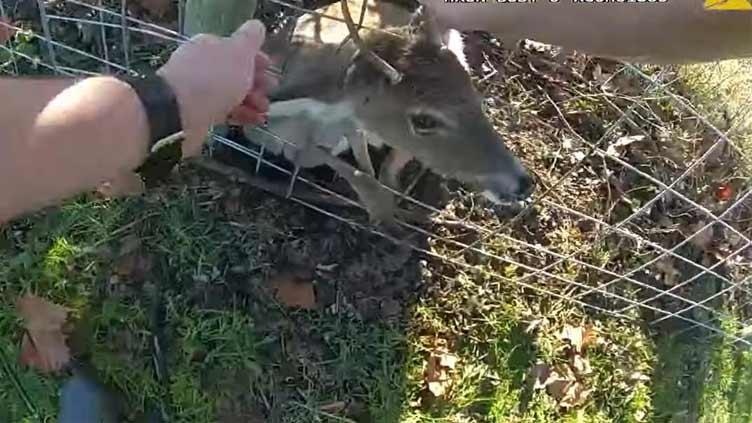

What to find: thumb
left=231, top=20, right=266, bottom=55
left=231, top=20, right=266, bottom=88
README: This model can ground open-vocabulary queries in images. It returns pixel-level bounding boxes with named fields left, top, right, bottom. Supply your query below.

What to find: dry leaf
left=592, top=64, right=603, bottom=83
left=427, top=380, right=446, bottom=397
left=546, top=376, right=574, bottom=402
left=0, top=17, right=17, bottom=44
left=316, top=263, right=338, bottom=272
left=605, top=135, right=646, bottom=157
left=319, top=401, right=346, bottom=413
left=111, top=234, right=154, bottom=284
left=16, top=295, right=72, bottom=373
left=559, top=383, right=592, bottom=409
left=424, top=348, right=459, bottom=397
left=689, top=221, right=714, bottom=251
left=133, top=0, right=172, bottom=18
left=560, top=325, right=596, bottom=353
left=716, top=183, right=734, bottom=201
left=629, top=372, right=651, bottom=382
left=530, top=363, right=552, bottom=390
left=114, top=253, right=153, bottom=282
left=119, top=233, right=142, bottom=257
left=544, top=367, right=591, bottom=408
left=269, top=271, right=316, bottom=309
left=571, top=354, right=592, bottom=376
left=439, top=353, right=459, bottom=369
left=525, top=319, right=544, bottom=334
left=655, top=259, right=681, bottom=287
left=222, top=196, right=242, bottom=216
left=222, top=188, right=243, bottom=216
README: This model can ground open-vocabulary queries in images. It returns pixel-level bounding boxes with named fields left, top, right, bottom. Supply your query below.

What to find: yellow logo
left=704, top=0, right=752, bottom=10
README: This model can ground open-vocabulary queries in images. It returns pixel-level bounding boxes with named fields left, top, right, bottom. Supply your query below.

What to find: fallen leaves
left=544, top=366, right=593, bottom=408
left=0, top=16, right=16, bottom=44
left=716, top=183, right=734, bottom=201
left=559, top=324, right=597, bottom=354
left=16, top=295, right=72, bottom=374
left=605, top=135, right=647, bottom=158
left=655, top=258, right=681, bottom=287
left=111, top=234, right=154, bottom=285
left=268, top=270, right=316, bottom=310
left=531, top=324, right=599, bottom=409
left=688, top=221, right=714, bottom=251
left=131, top=0, right=173, bottom=19
left=424, top=347, right=459, bottom=397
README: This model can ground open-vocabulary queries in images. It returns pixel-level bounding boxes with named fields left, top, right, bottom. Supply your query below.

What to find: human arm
left=0, top=20, right=272, bottom=224
left=419, top=0, right=752, bottom=64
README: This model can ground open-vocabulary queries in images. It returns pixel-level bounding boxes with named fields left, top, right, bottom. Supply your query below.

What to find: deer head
left=343, top=6, right=535, bottom=203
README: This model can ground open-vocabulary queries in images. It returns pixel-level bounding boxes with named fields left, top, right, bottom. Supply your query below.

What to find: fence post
left=183, top=0, right=258, bottom=37
left=183, top=0, right=259, bottom=149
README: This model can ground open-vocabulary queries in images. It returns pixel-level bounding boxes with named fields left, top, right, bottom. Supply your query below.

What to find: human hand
left=157, top=19, right=274, bottom=157
left=226, top=51, right=274, bottom=127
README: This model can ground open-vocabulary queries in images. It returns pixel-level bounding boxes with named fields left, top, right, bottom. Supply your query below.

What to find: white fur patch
left=268, top=98, right=387, bottom=158
left=443, top=29, right=469, bottom=72
left=268, top=98, right=354, bottom=124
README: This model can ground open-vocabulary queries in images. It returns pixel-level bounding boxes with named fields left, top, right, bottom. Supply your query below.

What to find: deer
left=243, top=0, right=534, bottom=224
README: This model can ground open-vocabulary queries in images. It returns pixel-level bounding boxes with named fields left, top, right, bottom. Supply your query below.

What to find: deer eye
left=409, top=113, right=441, bottom=135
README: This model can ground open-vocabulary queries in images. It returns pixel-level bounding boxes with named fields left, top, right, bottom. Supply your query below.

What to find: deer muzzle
left=474, top=163, right=535, bottom=204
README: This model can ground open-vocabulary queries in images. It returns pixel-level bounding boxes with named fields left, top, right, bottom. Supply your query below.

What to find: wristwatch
left=117, top=73, right=184, bottom=189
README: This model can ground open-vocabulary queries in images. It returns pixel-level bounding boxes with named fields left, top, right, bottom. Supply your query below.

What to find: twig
left=339, top=0, right=401, bottom=84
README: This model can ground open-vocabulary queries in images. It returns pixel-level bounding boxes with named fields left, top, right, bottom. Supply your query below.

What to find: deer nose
left=515, top=173, right=535, bottom=200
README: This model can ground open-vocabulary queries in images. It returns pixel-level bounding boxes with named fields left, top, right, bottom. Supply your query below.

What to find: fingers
left=244, top=91, right=270, bottom=112
left=253, top=65, right=278, bottom=93
left=224, top=23, right=277, bottom=127
left=227, top=90, right=270, bottom=125
left=229, top=20, right=267, bottom=90
left=231, top=20, right=266, bottom=62
left=227, top=106, right=267, bottom=126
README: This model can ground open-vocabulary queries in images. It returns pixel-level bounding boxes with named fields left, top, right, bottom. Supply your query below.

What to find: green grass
left=0, top=178, right=646, bottom=422
left=677, top=59, right=752, bottom=171
left=0, top=183, right=412, bottom=422
left=4, top=175, right=749, bottom=421
left=3, top=7, right=752, bottom=422
left=651, top=321, right=752, bottom=423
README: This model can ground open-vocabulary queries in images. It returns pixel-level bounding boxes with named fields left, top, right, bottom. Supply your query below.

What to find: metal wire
left=0, top=0, right=18, bottom=74
left=4, top=0, right=750, bottom=345
left=210, top=132, right=752, bottom=346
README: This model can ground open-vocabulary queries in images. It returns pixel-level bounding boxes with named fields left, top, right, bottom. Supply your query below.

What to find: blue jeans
left=58, top=374, right=119, bottom=423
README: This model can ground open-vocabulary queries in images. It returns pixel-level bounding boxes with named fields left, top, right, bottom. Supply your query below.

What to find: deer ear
left=409, top=6, right=469, bottom=70
left=409, top=5, right=443, bottom=48
left=441, top=29, right=470, bottom=72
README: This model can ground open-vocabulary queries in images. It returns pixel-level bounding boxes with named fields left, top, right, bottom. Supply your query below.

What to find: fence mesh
left=2, top=1, right=752, bottom=412
left=2, top=0, right=751, bottom=342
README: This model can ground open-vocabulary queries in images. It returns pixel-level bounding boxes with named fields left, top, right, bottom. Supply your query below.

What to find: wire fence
left=2, top=0, right=751, bottom=346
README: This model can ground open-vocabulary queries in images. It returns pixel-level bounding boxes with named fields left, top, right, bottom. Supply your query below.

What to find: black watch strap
left=118, top=74, right=184, bottom=188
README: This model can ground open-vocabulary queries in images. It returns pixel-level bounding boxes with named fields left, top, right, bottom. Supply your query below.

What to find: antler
left=339, top=0, right=403, bottom=84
